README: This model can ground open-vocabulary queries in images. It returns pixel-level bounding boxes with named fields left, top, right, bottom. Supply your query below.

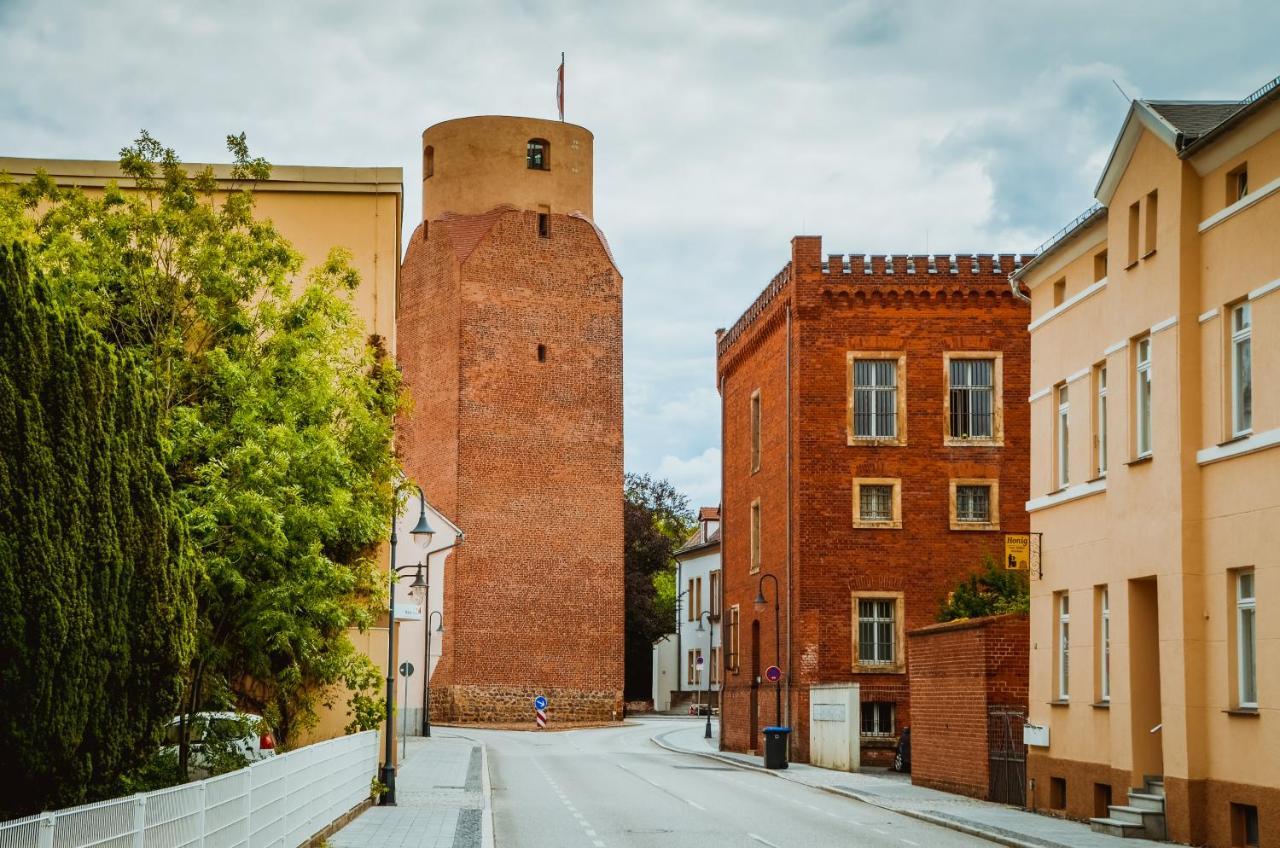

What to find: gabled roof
left=675, top=526, right=720, bottom=557
left=1144, top=101, right=1241, bottom=140
left=1094, top=73, right=1280, bottom=204
left=698, top=506, right=720, bottom=522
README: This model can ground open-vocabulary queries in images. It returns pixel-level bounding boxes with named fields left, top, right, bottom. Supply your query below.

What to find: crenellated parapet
left=820, top=253, right=1034, bottom=276
left=716, top=263, right=791, bottom=359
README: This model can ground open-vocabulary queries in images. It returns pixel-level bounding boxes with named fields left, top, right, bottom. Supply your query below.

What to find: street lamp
left=754, top=573, right=782, bottom=728
left=423, top=611, right=443, bottom=737
left=380, top=484, right=434, bottom=806
left=696, top=610, right=715, bottom=740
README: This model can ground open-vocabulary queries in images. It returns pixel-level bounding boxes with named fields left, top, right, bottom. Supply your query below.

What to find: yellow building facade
left=1014, top=77, right=1279, bottom=847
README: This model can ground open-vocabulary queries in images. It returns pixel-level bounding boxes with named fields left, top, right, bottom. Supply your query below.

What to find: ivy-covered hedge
left=0, top=241, right=194, bottom=817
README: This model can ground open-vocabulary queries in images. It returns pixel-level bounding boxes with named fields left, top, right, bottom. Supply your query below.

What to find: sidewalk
left=330, top=733, right=492, bottom=848
left=653, top=721, right=1135, bottom=848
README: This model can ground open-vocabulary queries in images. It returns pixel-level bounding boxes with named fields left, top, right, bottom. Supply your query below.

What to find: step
left=1143, top=775, right=1165, bottom=796
left=1111, top=805, right=1167, bottom=838
left=1127, top=791, right=1166, bottom=812
left=1090, top=817, right=1148, bottom=838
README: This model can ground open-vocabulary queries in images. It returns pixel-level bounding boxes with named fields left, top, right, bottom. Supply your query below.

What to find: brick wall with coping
left=907, top=613, right=1029, bottom=798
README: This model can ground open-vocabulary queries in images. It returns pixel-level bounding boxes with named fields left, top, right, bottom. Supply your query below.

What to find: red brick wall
left=717, top=236, right=1031, bottom=763
left=398, top=209, right=625, bottom=720
left=907, top=614, right=1029, bottom=798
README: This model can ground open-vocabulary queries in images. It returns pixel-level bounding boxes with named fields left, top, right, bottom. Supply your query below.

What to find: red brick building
left=397, top=116, right=624, bottom=722
left=716, top=236, right=1031, bottom=763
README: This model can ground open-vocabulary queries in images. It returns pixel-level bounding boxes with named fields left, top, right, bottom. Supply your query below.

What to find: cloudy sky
left=3, top=0, right=1277, bottom=507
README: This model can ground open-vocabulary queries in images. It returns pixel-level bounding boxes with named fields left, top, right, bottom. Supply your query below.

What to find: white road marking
left=806, top=804, right=819, bottom=811
left=874, top=828, right=889, bottom=835
left=846, top=819, right=864, bottom=826
left=902, top=840, right=920, bottom=846
left=825, top=811, right=839, bottom=818
left=748, top=834, right=780, bottom=848
left=687, top=799, right=706, bottom=810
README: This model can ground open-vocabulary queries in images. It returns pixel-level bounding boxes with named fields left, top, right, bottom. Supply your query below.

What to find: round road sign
left=399, top=661, right=415, bottom=677
left=533, top=694, right=548, bottom=711
left=695, top=655, right=705, bottom=668
left=765, top=665, right=781, bottom=683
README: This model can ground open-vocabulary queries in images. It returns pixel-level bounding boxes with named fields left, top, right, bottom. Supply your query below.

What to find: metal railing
left=0, top=731, right=377, bottom=848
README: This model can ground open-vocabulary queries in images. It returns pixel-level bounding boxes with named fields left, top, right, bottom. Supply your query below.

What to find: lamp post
left=423, top=611, right=443, bottom=737
left=380, top=485, right=434, bottom=806
left=696, top=610, right=715, bottom=740
left=754, top=573, right=782, bottom=727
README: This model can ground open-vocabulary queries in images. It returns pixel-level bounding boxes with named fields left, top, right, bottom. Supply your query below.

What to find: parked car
left=892, top=726, right=911, bottom=773
left=162, top=712, right=276, bottom=775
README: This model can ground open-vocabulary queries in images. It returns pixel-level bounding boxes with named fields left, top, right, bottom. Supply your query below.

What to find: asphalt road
left=473, top=718, right=995, bottom=848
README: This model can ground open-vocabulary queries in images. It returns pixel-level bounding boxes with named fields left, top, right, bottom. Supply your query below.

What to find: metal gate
left=988, top=707, right=1027, bottom=806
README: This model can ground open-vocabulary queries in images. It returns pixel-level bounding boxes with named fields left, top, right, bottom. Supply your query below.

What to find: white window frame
left=1058, top=593, right=1071, bottom=701
left=1231, top=303, right=1252, bottom=437
left=852, top=359, right=899, bottom=439
left=860, top=701, right=896, bottom=737
left=1237, top=571, right=1257, bottom=709
left=1100, top=587, right=1111, bottom=703
left=858, top=599, right=895, bottom=666
left=1057, top=384, right=1070, bottom=488
left=1096, top=365, right=1108, bottom=476
left=1136, top=337, right=1152, bottom=458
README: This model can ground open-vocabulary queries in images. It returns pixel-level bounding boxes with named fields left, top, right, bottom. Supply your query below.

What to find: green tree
left=0, top=241, right=194, bottom=817
left=624, top=473, right=694, bottom=699
left=3, top=132, right=401, bottom=778
left=938, top=555, right=1030, bottom=622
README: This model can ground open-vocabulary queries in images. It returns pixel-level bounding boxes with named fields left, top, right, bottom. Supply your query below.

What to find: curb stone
left=650, top=728, right=1071, bottom=848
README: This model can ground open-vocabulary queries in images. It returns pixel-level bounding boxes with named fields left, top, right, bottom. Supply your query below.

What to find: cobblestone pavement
left=330, top=733, right=487, bottom=848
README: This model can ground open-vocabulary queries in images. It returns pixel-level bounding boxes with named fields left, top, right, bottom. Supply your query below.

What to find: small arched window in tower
left=424, top=145, right=434, bottom=178
left=537, top=343, right=547, bottom=362
left=527, top=138, right=550, bottom=170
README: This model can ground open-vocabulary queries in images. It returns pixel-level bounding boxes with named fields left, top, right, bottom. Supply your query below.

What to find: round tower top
left=420, top=116, right=593, bottom=222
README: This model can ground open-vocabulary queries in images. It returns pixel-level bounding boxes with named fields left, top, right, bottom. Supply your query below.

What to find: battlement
left=717, top=263, right=792, bottom=359
left=820, top=253, right=1034, bottom=276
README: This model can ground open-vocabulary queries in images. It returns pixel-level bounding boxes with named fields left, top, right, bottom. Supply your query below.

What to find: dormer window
left=527, top=139, right=550, bottom=170
left=424, top=145, right=434, bottom=178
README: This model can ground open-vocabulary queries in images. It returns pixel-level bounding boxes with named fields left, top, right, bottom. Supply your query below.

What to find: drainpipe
left=718, top=372, right=726, bottom=750
left=1009, top=272, right=1031, bottom=304
left=784, top=302, right=793, bottom=737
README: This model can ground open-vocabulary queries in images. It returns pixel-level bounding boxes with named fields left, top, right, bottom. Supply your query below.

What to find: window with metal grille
left=526, top=138, right=549, bottom=170
left=949, top=358, right=994, bottom=438
left=853, top=360, right=897, bottom=438
left=860, top=702, right=895, bottom=736
left=858, top=599, right=894, bottom=664
left=859, top=485, right=893, bottom=522
left=955, top=485, right=990, bottom=523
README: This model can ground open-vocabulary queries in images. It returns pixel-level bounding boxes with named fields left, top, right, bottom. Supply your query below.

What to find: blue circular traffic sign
left=765, top=665, right=782, bottom=683
left=533, top=695, right=548, bottom=711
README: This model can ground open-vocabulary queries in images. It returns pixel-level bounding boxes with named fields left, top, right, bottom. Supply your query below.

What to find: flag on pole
left=556, top=53, right=565, bottom=121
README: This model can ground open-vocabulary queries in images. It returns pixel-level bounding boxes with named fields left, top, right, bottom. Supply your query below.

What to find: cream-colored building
left=1013, top=76, right=1279, bottom=847
left=1, top=156, right=409, bottom=752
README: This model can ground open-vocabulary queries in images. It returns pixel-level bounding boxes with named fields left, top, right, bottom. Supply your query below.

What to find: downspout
left=1009, top=271, right=1031, bottom=304
left=718, top=371, right=726, bottom=749
left=784, top=302, right=793, bottom=735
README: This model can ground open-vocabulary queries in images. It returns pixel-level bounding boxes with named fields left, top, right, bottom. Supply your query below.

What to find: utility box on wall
left=808, top=683, right=860, bottom=771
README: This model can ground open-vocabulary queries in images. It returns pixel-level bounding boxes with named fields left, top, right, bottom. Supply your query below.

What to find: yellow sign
left=1004, top=534, right=1030, bottom=571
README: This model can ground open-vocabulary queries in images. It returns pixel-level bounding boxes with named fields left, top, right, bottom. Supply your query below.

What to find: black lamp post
left=696, top=610, right=716, bottom=740
left=380, top=485, right=434, bottom=806
left=423, top=611, right=443, bottom=737
left=754, top=573, right=782, bottom=727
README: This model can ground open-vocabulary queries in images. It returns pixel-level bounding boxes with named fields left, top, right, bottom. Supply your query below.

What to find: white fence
left=0, top=731, right=378, bottom=848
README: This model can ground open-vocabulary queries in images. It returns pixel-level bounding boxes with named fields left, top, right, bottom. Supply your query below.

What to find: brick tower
left=398, top=116, right=624, bottom=722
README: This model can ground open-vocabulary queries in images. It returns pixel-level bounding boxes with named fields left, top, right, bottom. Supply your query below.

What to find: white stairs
left=1090, top=775, right=1167, bottom=840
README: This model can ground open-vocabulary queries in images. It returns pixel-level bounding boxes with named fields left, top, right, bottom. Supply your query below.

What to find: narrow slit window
left=537, top=343, right=547, bottom=363
left=423, top=145, right=434, bottom=178
left=1096, top=365, right=1108, bottom=476
left=1057, top=384, right=1070, bottom=488
left=1144, top=190, right=1158, bottom=256
left=537, top=212, right=550, bottom=239
left=1058, top=593, right=1071, bottom=700
left=1099, top=586, right=1111, bottom=702
left=1237, top=571, right=1257, bottom=708
left=1127, top=202, right=1140, bottom=266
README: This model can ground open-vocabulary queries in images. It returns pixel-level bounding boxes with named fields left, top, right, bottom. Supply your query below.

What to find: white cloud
left=2, top=0, right=1276, bottom=508
left=657, top=448, right=722, bottom=510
